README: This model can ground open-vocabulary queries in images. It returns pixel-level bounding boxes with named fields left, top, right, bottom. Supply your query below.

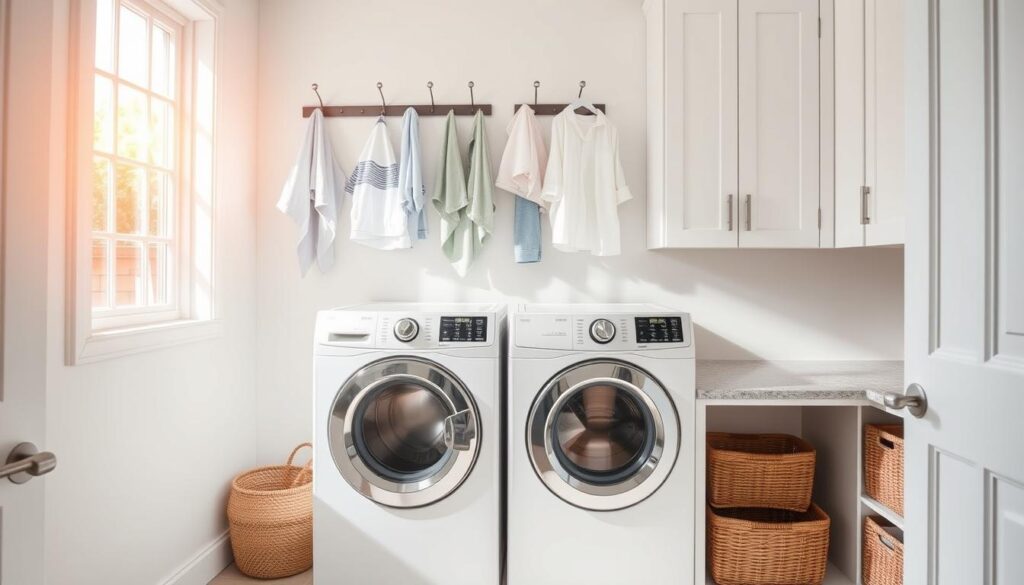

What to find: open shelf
left=706, top=563, right=855, bottom=585
left=860, top=494, right=905, bottom=531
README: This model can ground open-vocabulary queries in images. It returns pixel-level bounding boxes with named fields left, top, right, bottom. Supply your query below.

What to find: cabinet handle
left=727, top=194, right=734, bottom=231
left=861, top=186, right=871, bottom=225
left=745, top=194, right=752, bottom=231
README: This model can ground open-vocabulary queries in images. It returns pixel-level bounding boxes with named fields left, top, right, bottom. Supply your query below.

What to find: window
left=68, top=0, right=222, bottom=363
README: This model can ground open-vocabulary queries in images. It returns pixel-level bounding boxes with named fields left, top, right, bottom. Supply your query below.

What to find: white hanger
left=567, top=98, right=601, bottom=116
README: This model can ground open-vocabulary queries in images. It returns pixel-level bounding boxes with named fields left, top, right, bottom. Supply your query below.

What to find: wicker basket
left=227, top=443, right=313, bottom=579
left=863, top=516, right=904, bottom=585
left=707, top=504, right=831, bottom=585
left=864, top=424, right=904, bottom=516
left=707, top=433, right=816, bottom=511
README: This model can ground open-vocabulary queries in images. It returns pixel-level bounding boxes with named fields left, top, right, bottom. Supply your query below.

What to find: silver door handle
left=443, top=409, right=476, bottom=451
left=745, top=194, right=752, bottom=231
left=2, top=442, right=57, bottom=484
left=861, top=186, right=871, bottom=224
left=881, top=383, right=928, bottom=418
left=727, top=195, right=734, bottom=231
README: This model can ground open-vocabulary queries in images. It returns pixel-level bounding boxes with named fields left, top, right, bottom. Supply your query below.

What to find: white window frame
left=67, top=0, right=223, bottom=364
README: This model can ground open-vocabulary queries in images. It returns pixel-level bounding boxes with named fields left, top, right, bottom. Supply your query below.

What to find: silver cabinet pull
left=861, top=186, right=871, bottom=224
left=443, top=409, right=476, bottom=451
left=2, top=442, right=57, bottom=484
left=881, top=383, right=928, bottom=418
left=727, top=194, right=734, bottom=231
left=745, top=194, right=752, bottom=231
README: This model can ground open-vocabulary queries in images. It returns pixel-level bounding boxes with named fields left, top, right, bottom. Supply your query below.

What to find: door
left=738, top=0, right=819, bottom=248
left=526, top=360, right=679, bottom=511
left=0, top=1, right=57, bottom=583
left=661, top=0, right=739, bottom=248
left=903, top=0, right=1024, bottom=583
left=327, top=356, right=480, bottom=508
left=834, top=0, right=867, bottom=247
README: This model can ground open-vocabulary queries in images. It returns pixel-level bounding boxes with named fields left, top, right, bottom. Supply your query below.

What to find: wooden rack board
left=302, top=104, right=492, bottom=118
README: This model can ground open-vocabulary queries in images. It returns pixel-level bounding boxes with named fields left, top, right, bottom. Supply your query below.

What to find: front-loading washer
left=507, top=304, right=695, bottom=585
left=313, top=303, right=505, bottom=585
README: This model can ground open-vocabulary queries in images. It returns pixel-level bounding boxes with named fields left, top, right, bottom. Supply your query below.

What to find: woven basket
left=864, top=424, right=904, bottom=515
left=863, top=516, right=904, bottom=585
left=227, top=443, right=313, bottom=579
left=707, top=433, right=816, bottom=511
left=707, top=504, right=831, bottom=585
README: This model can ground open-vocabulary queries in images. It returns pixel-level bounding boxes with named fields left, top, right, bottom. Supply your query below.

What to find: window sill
left=72, top=318, right=224, bottom=365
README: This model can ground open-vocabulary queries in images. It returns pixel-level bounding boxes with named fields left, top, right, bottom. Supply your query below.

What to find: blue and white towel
left=346, top=117, right=410, bottom=250
left=399, top=107, right=428, bottom=242
left=277, top=108, right=346, bottom=275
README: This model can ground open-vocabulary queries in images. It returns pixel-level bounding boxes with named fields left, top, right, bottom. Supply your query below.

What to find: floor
left=209, top=564, right=312, bottom=584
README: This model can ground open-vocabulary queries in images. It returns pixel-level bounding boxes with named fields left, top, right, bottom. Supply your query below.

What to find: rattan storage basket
left=227, top=443, right=313, bottom=579
left=863, top=515, right=904, bottom=585
left=707, top=433, right=816, bottom=511
left=864, top=423, right=904, bottom=515
left=707, top=504, right=831, bottom=585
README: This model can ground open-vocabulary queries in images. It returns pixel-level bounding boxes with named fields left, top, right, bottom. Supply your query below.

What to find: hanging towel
left=346, top=117, right=410, bottom=250
left=399, top=107, right=428, bottom=241
left=276, top=108, right=345, bottom=275
left=433, top=111, right=470, bottom=275
left=495, top=105, right=548, bottom=263
left=466, top=109, right=495, bottom=259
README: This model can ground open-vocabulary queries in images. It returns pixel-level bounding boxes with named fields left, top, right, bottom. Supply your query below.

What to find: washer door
left=527, top=360, right=679, bottom=511
left=329, top=356, right=481, bottom=508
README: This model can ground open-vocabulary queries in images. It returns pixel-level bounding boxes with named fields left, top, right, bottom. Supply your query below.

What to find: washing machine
left=313, top=303, right=505, bottom=585
left=507, top=304, right=695, bottom=585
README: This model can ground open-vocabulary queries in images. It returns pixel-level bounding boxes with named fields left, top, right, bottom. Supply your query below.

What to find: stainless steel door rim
left=329, top=356, right=481, bottom=508
left=527, top=360, right=679, bottom=511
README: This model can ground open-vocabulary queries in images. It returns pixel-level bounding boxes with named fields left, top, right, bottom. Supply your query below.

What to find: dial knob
left=589, top=319, right=616, bottom=344
left=393, top=318, right=420, bottom=342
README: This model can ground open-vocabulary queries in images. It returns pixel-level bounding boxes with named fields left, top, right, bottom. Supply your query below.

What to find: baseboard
left=160, top=530, right=233, bottom=585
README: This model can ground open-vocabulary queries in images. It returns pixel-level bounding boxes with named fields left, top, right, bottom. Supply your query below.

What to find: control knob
left=589, top=319, right=616, bottom=344
left=394, top=318, right=420, bottom=342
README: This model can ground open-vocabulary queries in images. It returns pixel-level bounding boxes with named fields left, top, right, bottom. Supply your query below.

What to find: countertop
left=696, top=360, right=904, bottom=404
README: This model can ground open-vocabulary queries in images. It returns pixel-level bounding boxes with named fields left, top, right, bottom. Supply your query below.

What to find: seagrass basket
left=863, top=515, right=904, bottom=585
left=707, top=432, right=816, bottom=511
left=227, top=443, right=313, bottom=579
left=864, top=424, right=904, bottom=515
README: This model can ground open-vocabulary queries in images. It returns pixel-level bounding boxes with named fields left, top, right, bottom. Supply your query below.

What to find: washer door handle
left=444, top=409, right=476, bottom=451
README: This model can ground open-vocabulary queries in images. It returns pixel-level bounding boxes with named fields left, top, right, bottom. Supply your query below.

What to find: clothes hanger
left=568, top=81, right=600, bottom=116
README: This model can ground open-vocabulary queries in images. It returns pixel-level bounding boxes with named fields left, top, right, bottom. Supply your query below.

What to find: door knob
left=882, top=383, right=928, bottom=418
left=1, top=442, right=57, bottom=484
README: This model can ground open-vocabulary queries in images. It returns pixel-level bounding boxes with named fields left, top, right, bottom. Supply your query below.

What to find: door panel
left=834, top=0, right=866, bottom=247
left=904, top=0, right=1024, bottom=582
left=738, top=0, right=819, bottom=248
left=663, top=0, right=738, bottom=247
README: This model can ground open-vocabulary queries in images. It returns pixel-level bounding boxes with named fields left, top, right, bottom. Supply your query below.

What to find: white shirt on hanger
left=542, top=107, right=631, bottom=256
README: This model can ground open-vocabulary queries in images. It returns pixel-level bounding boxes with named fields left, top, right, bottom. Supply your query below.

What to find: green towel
left=433, top=110, right=492, bottom=277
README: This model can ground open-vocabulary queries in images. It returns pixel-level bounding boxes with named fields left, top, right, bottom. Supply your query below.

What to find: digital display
left=440, top=316, right=488, bottom=342
left=635, top=317, right=684, bottom=343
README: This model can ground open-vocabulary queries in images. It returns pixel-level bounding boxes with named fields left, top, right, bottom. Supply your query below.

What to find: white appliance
left=507, top=304, right=695, bottom=585
left=313, top=303, right=505, bottom=585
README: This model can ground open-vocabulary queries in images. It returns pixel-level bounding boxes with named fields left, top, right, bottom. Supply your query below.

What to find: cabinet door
left=652, top=0, right=738, bottom=248
left=738, top=0, right=820, bottom=248
left=864, top=0, right=905, bottom=245
left=834, top=0, right=867, bottom=247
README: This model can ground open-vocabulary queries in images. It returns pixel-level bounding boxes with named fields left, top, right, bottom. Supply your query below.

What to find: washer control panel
left=439, top=316, right=488, bottom=342
left=589, top=319, right=617, bottom=344
left=393, top=318, right=420, bottom=342
left=516, top=312, right=692, bottom=351
left=634, top=316, right=685, bottom=343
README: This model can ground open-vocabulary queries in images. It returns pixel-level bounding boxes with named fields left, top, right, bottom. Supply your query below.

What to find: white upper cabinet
left=835, top=0, right=906, bottom=247
left=646, top=0, right=822, bottom=249
left=737, top=0, right=820, bottom=248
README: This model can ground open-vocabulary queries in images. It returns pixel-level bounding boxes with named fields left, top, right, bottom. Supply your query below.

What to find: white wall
left=255, top=0, right=905, bottom=457
left=41, top=1, right=260, bottom=583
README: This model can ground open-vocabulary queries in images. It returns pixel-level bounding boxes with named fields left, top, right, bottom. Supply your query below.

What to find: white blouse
left=542, top=107, right=632, bottom=256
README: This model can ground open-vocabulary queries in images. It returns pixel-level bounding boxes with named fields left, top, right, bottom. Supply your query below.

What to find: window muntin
left=91, top=0, right=181, bottom=327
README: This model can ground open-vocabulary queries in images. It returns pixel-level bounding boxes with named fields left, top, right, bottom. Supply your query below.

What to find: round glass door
left=528, top=360, right=679, bottom=511
left=329, top=357, right=480, bottom=508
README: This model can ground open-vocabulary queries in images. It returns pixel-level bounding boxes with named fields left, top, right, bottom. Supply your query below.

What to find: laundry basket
left=707, top=432, right=816, bottom=511
left=227, top=443, right=313, bottom=579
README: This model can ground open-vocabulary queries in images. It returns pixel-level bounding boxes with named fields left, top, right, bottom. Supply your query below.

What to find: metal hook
left=376, top=81, right=386, bottom=115
left=468, top=81, right=475, bottom=109
left=311, top=83, right=324, bottom=109
left=578, top=80, right=586, bottom=98
left=533, top=80, right=540, bottom=106
left=427, top=81, right=435, bottom=113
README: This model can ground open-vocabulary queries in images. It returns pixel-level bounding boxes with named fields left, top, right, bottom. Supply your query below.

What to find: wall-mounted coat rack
left=513, top=81, right=606, bottom=115
left=302, top=81, right=492, bottom=118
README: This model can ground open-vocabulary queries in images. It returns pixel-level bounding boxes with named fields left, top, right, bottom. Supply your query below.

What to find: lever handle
left=2, top=442, right=57, bottom=484
left=443, top=409, right=476, bottom=451
left=881, top=383, right=928, bottom=418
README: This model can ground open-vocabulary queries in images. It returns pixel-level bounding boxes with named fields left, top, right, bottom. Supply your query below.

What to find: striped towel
left=347, top=117, right=410, bottom=250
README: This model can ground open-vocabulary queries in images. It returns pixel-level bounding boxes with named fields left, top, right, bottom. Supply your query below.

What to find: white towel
left=346, top=117, right=410, bottom=250
left=277, top=108, right=345, bottom=275
left=399, top=107, right=428, bottom=241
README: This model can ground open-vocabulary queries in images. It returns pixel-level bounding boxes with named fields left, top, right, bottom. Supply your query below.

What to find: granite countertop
left=696, top=360, right=904, bottom=402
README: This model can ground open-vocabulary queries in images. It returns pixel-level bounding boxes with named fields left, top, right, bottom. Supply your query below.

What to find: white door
left=0, top=1, right=56, bottom=583
left=904, top=0, right=1024, bottom=583
left=661, top=0, right=739, bottom=248
left=737, top=0, right=819, bottom=248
